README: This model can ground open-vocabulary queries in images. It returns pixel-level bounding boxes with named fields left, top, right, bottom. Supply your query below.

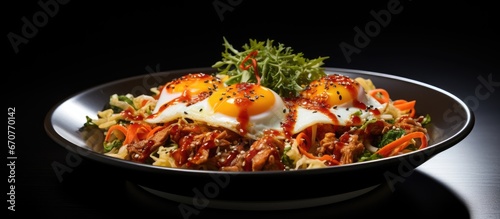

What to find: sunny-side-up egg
left=145, top=72, right=223, bottom=124
left=283, top=73, right=386, bottom=136
left=183, top=82, right=288, bottom=140
left=145, top=73, right=288, bottom=140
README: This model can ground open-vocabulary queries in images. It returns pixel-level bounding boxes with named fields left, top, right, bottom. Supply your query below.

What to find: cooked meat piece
left=221, top=165, right=240, bottom=171
left=394, top=116, right=428, bottom=134
left=363, top=119, right=389, bottom=136
left=127, top=127, right=170, bottom=162
left=318, top=132, right=336, bottom=155
left=251, top=148, right=273, bottom=170
left=190, top=130, right=232, bottom=165
left=219, top=145, right=246, bottom=171
left=339, top=134, right=364, bottom=164
left=149, top=126, right=170, bottom=146
left=246, top=135, right=285, bottom=171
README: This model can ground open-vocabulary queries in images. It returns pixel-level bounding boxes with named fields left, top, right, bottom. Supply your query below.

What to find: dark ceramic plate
left=44, top=67, right=474, bottom=210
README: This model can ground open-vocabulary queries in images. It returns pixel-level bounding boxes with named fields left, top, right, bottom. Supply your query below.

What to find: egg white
left=291, top=85, right=386, bottom=135
left=144, top=86, right=189, bottom=124
left=145, top=82, right=288, bottom=140
left=183, top=89, right=287, bottom=140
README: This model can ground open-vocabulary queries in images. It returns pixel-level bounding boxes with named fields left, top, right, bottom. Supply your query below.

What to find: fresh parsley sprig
left=212, top=37, right=329, bottom=98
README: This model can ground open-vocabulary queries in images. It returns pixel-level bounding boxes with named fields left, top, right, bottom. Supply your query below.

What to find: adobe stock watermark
left=51, top=64, right=165, bottom=182
left=439, top=74, right=499, bottom=133
left=7, top=0, right=70, bottom=54
left=178, top=172, right=232, bottom=219
left=383, top=73, right=499, bottom=192
left=212, top=0, right=243, bottom=22
left=340, top=0, right=411, bottom=64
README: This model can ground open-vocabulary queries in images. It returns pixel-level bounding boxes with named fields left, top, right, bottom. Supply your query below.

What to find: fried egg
left=184, top=82, right=287, bottom=140
left=145, top=72, right=223, bottom=124
left=146, top=73, right=287, bottom=140
left=284, top=73, right=386, bottom=135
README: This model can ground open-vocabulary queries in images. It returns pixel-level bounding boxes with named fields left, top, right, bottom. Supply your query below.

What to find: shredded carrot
left=146, top=125, right=166, bottom=139
left=375, top=131, right=428, bottom=157
left=141, top=99, right=149, bottom=108
left=389, top=140, right=411, bottom=156
left=135, top=124, right=152, bottom=141
left=393, top=99, right=416, bottom=117
left=105, top=124, right=128, bottom=142
left=105, top=123, right=156, bottom=146
left=296, top=132, right=340, bottom=165
left=368, top=88, right=390, bottom=104
left=393, top=100, right=415, bottom=111
left=409, top=109, right=416, bottom=118
left=123, top=124, right=140, bottom=145
left=392, top=99, right=407, bottom=105
left=296, top=132, right=311, bottom=151
left=133, top=124, right=153, bottom=143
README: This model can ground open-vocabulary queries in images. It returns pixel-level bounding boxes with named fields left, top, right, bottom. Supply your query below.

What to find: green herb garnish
left=212, top=37, right=329, bottom=98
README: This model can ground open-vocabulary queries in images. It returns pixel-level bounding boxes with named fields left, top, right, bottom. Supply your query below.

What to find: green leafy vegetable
left=110, top=95, right=134, bottom=113
left=378, top=128, right=406, bottom=147
left=212, top=37, right=329, bottom=98
left=103, top=139, right=122, bottom=153
left=82, top=116, right=97, bottom=128
left=281, top=146, right=294, bottom=167
left=118, top=95, right=134, bottom=105
left=358, top=150, right=383, bottom=162
left=421, top=114, right=432, bottom=126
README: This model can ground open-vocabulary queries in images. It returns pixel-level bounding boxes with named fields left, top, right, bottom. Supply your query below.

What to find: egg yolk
left=208, top=83, right=276, bottom=117
left=301, top=74, right=359, bottom=107
left=164, top=73, right=222, bottom=104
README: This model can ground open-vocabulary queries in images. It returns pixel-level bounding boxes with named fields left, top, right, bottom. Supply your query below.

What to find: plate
left=44, top=67, right=474, bottom=210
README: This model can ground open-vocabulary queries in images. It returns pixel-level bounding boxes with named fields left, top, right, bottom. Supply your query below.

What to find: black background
left=4, top=1, right=499, bottom=218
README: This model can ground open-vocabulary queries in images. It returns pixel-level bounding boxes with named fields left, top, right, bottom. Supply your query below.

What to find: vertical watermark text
left=7, top=107, right=16, bottom=211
